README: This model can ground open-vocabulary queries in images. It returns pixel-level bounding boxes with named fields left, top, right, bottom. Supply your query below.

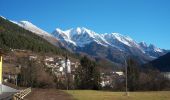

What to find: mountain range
left=51, top=27, right=167, bottom=65
left=2, top=16, right=168, bottom=67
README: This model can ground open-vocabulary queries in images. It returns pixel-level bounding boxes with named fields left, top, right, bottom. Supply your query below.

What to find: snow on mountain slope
left=52, top=27, right=142, bottom=50
left=52, top=27, right=110, bottom=47
left=10, top=20, right=61, bottom=47
left=139, top=41, right=164, bottom=58
left=148, top=44, right=163, bottom=53
left=102, top=33, right=144, bottom=52
left=139, top=42, right=163, bottom=53
left=139, top=41, right=148, bottom=50
left=53, top=28, right=76, bottom=45
left=0, top=16, right=52, bottom=38
left=51, top=27, right=167, bottom=59
left=103, top=33, right=133, bottom=47
left=1, top=16, right=51, bottom=37
left=0, top=16, right=7, bottom=20
left=14, top=21, right=51, bottom=37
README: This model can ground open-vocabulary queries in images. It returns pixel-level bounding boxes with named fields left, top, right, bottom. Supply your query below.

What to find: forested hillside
left=147, top=53, right=170, bottom=72
left=0, top=17, right=119, bottom=70
left=0, top=17, right=66, bottom=55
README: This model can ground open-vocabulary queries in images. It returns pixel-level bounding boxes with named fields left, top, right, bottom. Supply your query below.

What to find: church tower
left=65, top=55, right=71, bottom=73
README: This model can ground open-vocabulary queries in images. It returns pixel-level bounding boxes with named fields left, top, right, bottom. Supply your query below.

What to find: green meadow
left=66, top=90, right=170, bottom=100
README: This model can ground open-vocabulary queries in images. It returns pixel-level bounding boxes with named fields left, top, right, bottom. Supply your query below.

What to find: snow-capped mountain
left=52, top=27, right=144, bottom=50
left=139, top=42, right=165, bottom=58
left=52, top=27, right=164, bottom=55
left=52, top=27, right=109, bottom=47
left=139, top=42, right=163, bottom=53
left=52, top=27, right=168, bottom=64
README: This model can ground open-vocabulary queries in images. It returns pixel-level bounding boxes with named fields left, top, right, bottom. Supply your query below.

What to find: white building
left=65, top=57, right=71, bottom=73
left=29, top=55, right=37, bottom=61
left=60, top=60, right=65, bottom=68
left=162, top=72, right=170, bottom=79
left=101, top=80, right=110, bottom=87
left=45, top=57, right=54, bottom=62
left=59, top=67, right=64, bottom=72
left=113, top=71, right=124, bottom=76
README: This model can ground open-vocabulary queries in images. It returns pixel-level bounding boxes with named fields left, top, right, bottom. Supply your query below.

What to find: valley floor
left=65, top=90, right=170, bottom=100
left=24, top=88, right=74, bottom=100
left=24, top=89, right=170, bottom=100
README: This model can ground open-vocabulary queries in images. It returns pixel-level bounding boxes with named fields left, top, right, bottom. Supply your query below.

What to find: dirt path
left=25, top=88, right=74, bottom=100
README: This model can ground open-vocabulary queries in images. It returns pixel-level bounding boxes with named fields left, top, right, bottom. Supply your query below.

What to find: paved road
left=0, top=92, right=15, bottom=100
left=25, top=88, right=74, bottom=100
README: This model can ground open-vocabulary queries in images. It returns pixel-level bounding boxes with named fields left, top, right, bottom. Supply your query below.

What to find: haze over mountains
left=3, top=16, right=168, bottom=66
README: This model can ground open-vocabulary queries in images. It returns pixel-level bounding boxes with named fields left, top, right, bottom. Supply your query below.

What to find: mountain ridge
left=52, top=27, right=167, bottom=59
left=52, top=27, right=162, bottom=51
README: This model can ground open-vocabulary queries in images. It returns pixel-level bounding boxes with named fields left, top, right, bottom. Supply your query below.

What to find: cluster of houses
left=3, top=53, right=126, bottom=89
left=162, top=72, right=170, bottom=79
left=42, top=56, right=79, bottom=80
left=100, top=71, right=124, bottom=87
left=5, top=53, right=170, bottom=90
left=1, top=49, right=126, bottom=89
left=29, top=55, right=125, bottom=88
left=42, top=55, right=125, bottom=88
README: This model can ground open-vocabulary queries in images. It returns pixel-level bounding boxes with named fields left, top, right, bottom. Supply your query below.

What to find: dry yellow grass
left=65, top=90, right=170, bottom=100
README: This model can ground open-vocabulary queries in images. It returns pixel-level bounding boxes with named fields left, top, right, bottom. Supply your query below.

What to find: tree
left=75, top=56, right=101, bottom=90
left=127, top=58, right=140, bottom=91
left=18, top=60, right=38, bottom=87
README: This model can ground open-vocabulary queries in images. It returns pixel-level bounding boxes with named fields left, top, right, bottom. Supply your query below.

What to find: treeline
left=16, top=56, right=101, bottom=90
left=17, top=57, right=55, bottom=88
left=74, top=56, right=101, bottom=90
left=105, top=58, right=170, bottom=91
left=16, top=56, right=170, bottom=91
left=51, top=56, right=101, bottom=90
left=146, top=52, right=170, bottom=72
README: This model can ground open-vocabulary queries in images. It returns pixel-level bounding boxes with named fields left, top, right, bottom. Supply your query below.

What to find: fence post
left=13, top=87, right=31, bottom=100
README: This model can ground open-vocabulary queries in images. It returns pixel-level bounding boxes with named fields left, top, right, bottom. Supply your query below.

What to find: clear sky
left=0, top=0, right=170, bottom=49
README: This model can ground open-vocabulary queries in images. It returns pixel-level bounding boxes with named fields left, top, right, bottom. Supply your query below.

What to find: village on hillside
left=1, top=49, right=125, bottom=90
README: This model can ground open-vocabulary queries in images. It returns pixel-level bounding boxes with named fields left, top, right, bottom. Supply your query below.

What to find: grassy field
left=65, top=90, right=170, bottom=100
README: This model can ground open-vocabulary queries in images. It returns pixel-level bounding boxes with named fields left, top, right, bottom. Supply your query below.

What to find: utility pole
left=124, top=59, right=129, bottom=96
left=122, top=53, right=129, bottom=96
left=15, top=75, right=18, bottom=87
left=66, top=73, right=69, bottom=90
left=65, top=55, right=69, bottom=90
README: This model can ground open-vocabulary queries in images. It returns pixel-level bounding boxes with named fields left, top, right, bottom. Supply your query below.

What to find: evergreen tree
left=127, top=58, right=140, bottom=91
left=75, top=56, right=101, bottom=90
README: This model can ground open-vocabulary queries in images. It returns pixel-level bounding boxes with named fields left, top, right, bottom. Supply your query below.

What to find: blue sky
left=0, top=0, right=170, bottom=49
